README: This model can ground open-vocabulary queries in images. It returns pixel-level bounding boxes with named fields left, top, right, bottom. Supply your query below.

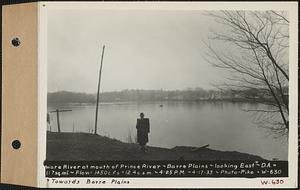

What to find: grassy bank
left=47, top=132, right=264, bottom=161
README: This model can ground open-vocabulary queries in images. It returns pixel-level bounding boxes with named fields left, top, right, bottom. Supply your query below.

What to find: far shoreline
left=47, top=99, right=262, bottom=108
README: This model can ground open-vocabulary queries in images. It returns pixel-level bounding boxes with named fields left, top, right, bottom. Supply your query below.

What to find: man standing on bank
left=136, top=112, right=150, bottom=152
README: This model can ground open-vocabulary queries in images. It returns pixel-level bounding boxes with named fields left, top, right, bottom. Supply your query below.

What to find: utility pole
left=94, top=45, right=105, bottom=135
left=49, top=109, right=72, bottom=133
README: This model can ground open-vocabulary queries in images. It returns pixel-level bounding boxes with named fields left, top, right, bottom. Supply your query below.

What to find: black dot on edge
left=11, top=37, right=21, bottom=47
left=12, top=140, right=21, bottom=150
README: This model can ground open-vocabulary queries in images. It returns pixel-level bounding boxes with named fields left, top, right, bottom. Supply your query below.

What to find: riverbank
left=48, top=89, right=276, bottom=106
left=48, top=98, right=261, bottom=107
left=47, top=132, right=264, bottom=161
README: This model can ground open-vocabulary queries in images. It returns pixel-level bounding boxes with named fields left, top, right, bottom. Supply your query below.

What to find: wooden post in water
left=94, top=45, right=106, bottom=135
left=56, top=109, right=60, bottom=133
left=50, top=109, right=72, bottom=133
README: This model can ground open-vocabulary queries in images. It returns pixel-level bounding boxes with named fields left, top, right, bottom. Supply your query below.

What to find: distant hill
left=48, top=91, right=96, bottom=105
left=47, top=88, right=250, bottom=105
left=48, top=87, right=288, bottom=105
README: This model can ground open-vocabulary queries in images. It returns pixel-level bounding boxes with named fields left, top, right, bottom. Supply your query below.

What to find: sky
left=47, top=10, right=226, bottom=93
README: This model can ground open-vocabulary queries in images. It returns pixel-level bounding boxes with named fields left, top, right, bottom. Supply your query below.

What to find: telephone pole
left=94, top=45, right=105, bottom=135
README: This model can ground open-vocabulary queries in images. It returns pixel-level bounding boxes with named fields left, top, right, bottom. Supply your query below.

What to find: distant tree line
left=47, top=87, right=284, bottom=105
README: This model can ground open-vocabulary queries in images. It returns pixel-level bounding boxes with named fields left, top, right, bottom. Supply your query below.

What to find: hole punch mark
left=12, top=140, right=21, bottom=150
left=11, top=37, right=21, bottom=47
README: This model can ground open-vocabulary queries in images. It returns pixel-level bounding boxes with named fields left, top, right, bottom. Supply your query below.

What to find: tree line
left=47, top=88, right=284, bottom=105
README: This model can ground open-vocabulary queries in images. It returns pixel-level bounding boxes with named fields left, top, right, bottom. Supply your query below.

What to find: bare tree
left=204, top=11, right=289, bottom=137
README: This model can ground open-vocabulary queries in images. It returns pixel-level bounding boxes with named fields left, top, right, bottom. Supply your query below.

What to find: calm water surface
left=47, top=101, right=288, bottom=160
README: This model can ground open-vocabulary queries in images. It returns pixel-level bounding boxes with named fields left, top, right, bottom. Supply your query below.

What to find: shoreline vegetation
left=47, top=132, right=265, bottom=161
left=48, top=88, right=287, bottom=106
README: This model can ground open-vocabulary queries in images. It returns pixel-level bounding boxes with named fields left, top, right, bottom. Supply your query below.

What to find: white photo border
left=37, top=2, right=298, bottom=188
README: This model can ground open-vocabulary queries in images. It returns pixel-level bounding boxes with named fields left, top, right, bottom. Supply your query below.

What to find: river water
left=47, top=101, right=288, bottom=160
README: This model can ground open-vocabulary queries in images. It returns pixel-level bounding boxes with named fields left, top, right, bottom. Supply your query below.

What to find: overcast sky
left=47, top=10, right=225, bottom=93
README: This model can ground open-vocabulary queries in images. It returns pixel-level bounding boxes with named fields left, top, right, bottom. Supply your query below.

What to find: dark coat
left=47, top=113, right=50, bottom=124
left=136, top=118, right=150, bottom=145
